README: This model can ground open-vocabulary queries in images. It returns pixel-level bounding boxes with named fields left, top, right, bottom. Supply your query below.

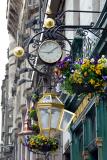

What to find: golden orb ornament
left=13, top=46, right=25, bottom=58
left=43, top=18, right=55, bottom=29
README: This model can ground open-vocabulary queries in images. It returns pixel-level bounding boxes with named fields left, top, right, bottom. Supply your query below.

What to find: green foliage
left=55, top=55, right=107, bottom=95
left=28, top=135, right=58, bottom=152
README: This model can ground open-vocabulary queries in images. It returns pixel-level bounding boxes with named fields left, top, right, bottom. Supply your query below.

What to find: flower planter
left=55, top=55, right=107, bottom=95
left=39, top=144, right=51, bottom=152
left=27, top=135, right=58, bottom=152
left=72, top=83, right=101, bottom=95
left=29, top=143, right=58, bottom=152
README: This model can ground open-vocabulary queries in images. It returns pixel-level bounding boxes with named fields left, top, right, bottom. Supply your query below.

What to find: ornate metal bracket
left=25, top=10, right=107, bottom=74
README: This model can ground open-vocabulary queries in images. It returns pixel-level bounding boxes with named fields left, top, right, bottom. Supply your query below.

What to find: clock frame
left=38, top=40, right=63, bottom=64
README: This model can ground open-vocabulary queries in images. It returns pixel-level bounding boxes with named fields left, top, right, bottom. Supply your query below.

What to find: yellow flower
left=72, top=71, right=82, bottom=82
left=90, top=65, right=95, bottom=71
left=94, top=83, right=101, bottom=87
left=98, top=56, right=107, bottom=64
left=83, top=58, right=90, bottom=64
left=83, top=58, right=90, bottom=66
left=81, top=63, right=89, bottom=69
left=77, top=78, right=83, bottom=84
left=96, top=64, right=103, bottom=70
left=84, top=72, right=88, bottom=77
left=98, top=59, right=102, bottom=63
left=89, top=79, right=95, bottom=85
left=81, top=64, right=85, bottom=70
left=95, top=69, right=101, bottom=75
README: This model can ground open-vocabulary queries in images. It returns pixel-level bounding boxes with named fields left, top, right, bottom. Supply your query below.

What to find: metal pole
left=57, top=10, right=104, bottom=19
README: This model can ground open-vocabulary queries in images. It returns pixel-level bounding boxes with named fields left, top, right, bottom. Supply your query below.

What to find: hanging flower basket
left=71, top=83, right=102, bottom=95
left=28, top=135, right=58, bottom=152
left=54, top=55, right=107, bottom=95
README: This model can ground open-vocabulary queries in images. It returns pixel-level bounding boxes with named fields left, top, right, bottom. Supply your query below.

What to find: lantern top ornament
left=37, top=92, right=64, bottom=108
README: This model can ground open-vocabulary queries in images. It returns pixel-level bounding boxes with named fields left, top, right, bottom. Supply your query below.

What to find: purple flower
left=57, top=61, right=64, bottom=68
left=102, top=76, right=107, bottom=80
left=74, top=61, right=78, bottom=65
left=74, top=59, right=83, bottom=65
left=57, top=56, right=72, bottom=69
left=31, top=106, right=35, bottom=109
left=92, top=55, right=100, bottom=64
left=63, top=56, right=71, bottom=62
left=78, top=59, right=83, bottom=64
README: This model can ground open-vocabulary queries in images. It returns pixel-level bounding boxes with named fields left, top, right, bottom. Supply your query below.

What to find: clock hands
left=40, top=46, right=59, bottom=54
left=49, top=46, right=59, bottom=53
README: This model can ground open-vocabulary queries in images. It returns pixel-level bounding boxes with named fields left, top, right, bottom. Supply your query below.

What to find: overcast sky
left=0, top=0, right=9, bottom=141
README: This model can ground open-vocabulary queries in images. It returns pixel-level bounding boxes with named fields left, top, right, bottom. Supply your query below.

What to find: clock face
left=38, top=40, right=62, bottom=63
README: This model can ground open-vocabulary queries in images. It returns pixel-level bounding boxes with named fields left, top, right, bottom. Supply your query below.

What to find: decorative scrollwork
left=25, top=10, right=104, bottom=75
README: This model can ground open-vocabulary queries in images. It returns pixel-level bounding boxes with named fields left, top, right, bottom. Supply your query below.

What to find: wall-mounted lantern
left=36, top=93, right=75, bottom=136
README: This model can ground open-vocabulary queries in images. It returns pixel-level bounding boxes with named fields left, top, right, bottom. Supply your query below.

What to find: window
left=8, top=126, right=13, bottom=134
left=8, top=113, right=12, bottom=118
left=28, top=0, right=37, bottom=6
left=8, top=135, right=11, bottom=144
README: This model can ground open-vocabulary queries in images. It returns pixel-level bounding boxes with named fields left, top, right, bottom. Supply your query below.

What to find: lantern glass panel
left=52, top=97, right=61, bottom=104
left=42, top=96, right=51, bottom=103
left=39, top=108, right=50, bottom=129
left=50, top=108, right=61, bottom=129
left=60, top=110, right=74, bottom=131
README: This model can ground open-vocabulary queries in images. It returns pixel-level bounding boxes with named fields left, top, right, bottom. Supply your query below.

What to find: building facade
left=1, top=63, right=14, bottom=160
left=1, top=0, right=107, bottom=160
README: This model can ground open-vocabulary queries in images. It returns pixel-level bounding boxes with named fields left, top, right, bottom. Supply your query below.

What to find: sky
left=0, top=0, right=9, bottom=140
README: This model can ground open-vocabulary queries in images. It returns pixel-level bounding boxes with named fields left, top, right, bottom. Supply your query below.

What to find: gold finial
left=13, top=46, right=24, bottom=58
left=43, top=18, right=55, bottom=29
